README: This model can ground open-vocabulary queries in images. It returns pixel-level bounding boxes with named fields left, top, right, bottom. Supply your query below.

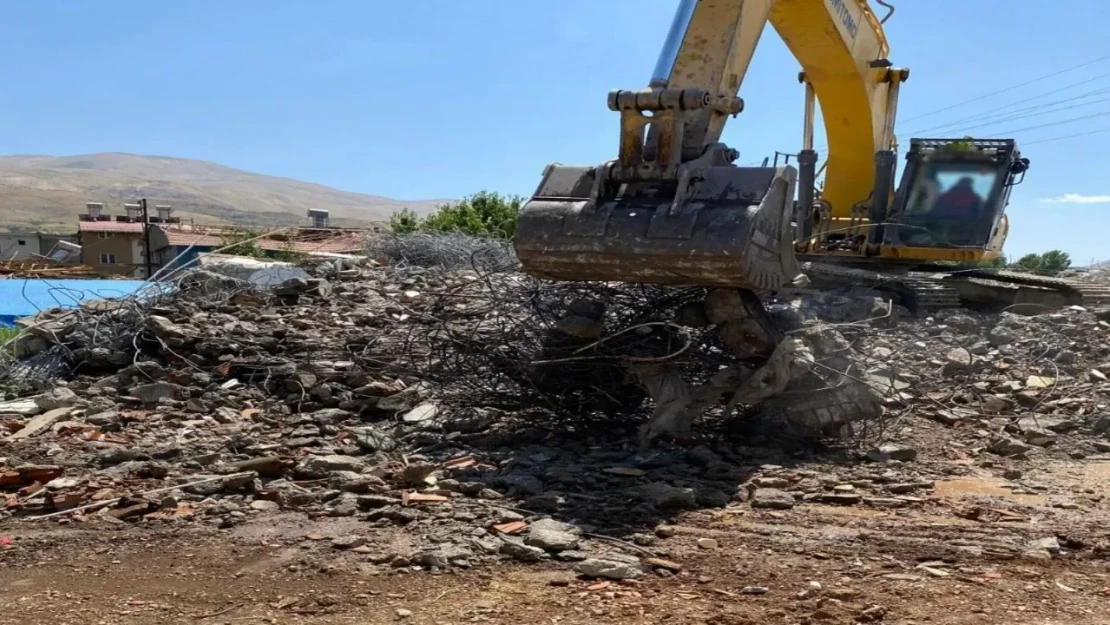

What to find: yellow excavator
left=514, top=0, right=1105, bottom=312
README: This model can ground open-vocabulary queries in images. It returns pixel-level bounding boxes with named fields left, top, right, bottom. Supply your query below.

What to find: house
left=150, top=226, right=226, bottom=273
left=149, top=223, right=374, bottom=273
left=77, top=203, right=155, bottom=277
left=0, top=231, right=79, bottom=262
left=0, top=232, right=42, bottom=261
left=78, top=202, right=375, bottom=278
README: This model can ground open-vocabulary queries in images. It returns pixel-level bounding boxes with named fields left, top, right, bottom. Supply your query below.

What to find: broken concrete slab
left=6, top=407, right=75, bottom=440
left=0, top=398, right=42, bottom=417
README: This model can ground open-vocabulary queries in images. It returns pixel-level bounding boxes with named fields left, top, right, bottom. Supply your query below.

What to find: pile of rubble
left=1, top=243, right=1109, bottom=578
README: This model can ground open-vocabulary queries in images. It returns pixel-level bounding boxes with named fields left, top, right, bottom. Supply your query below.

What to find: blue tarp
left=0, top=279, right=148, bottom=327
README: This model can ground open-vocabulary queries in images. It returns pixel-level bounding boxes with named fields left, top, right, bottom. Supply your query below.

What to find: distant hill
left=0, top=153, right=447, bottom=233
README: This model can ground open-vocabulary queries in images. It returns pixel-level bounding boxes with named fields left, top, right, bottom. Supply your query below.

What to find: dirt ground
left=3, top=454, right=1108, bottom=625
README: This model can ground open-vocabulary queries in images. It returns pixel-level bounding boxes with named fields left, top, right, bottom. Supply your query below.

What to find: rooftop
left=259, top=230, right=371, bottom=254
left=77, top=220, right=374, bottom=254
left=159, top=224, right=372, bottom=254
left=0, top=231, right=71, bottom=237
left=162, top=230, right=224, bottom=248
left=78, top=221, right=145, bottom=233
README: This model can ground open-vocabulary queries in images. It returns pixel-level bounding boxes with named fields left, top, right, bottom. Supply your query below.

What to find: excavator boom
left=513, top=0, right=1027, bottom=293
left=652, top=0, right=896, bottom=217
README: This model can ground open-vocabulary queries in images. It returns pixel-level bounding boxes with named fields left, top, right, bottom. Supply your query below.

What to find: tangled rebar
left=367, top=232, right=517, bottom=272
left=1, top=233, right=901, bottom=450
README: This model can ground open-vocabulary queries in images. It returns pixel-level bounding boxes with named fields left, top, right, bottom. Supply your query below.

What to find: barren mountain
left=0, top=153, right=446, bottom=233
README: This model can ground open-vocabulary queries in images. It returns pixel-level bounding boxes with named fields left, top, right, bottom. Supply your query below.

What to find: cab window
left=905, top=162, right=1000, bottom=218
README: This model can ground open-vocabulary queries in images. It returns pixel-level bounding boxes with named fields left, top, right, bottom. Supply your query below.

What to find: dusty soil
left=3, top=454, right=1108, bottom=625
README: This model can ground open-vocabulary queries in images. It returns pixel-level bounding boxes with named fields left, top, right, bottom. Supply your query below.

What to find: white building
left=0, top=232, right=43, bottom=261
left=0, top=232, right=79, bottom=262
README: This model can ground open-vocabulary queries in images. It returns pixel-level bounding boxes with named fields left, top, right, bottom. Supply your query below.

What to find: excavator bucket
left=513, top=163, right=802, bottom=291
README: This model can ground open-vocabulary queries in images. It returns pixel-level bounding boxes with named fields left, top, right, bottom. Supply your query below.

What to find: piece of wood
left=401, top=491, right=448, bottom=506
left=492, top=521, right=527, bottom=535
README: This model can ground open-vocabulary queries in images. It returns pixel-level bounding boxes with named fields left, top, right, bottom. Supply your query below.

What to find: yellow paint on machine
left=770, top=0, right=891, bottom=218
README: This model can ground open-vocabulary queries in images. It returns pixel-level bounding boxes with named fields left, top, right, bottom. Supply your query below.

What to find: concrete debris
left=989, top=436, right=1035, bottom=457
left=1028, top=536, right=1062, bottom=554
left=2, top=238, right=1109, bottom=582
left=499, top=540, right=547, bottom=563
left=6, top=407, right=74, bottom=440
left=525, top=521, right=579, bottom=552
left=33, top=387, right=81, bottom=410
left=988, top=324, right=1020, bottom=347
left=867, top=444, right=918, bottom=463
left=750, top=488, right=796, bottom=510
left=331, top=535, right=367, bottom=550
left=632, top=482, right=698, bottom=510
left=576, top=554, right=646, bottom=580
left=0, top=398, right=42, bottom=416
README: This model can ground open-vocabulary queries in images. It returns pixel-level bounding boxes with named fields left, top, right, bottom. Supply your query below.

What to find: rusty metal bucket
left=513, top=163, right=801, bottom=290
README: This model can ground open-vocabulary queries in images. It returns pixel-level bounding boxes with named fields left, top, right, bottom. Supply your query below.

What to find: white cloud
left=1041, top=193, right=1110, bottom=204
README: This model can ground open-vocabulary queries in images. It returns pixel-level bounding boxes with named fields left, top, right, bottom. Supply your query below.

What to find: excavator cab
left=880, top=138, right=1029, bottom=256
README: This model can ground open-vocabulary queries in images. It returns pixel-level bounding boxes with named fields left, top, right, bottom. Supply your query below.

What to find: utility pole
left=140, top=198, right=153, bottom=279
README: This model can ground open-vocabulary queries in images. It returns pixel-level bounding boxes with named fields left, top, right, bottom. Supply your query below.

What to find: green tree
left=389, top=208, right=421, bottom=233
left=1014, top=250, right=1071, bottom=275
left=220, top=228, right=269, bottom=259
left=977, top=254, right=1008, bottom=269
left=1040, top=250, right=1072, bottom=273
left=936, top=254, right=1007, bottom=269
left=388, top=191, right=523, bottom=239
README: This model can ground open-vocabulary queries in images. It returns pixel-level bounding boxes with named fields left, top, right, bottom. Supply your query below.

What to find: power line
left=1021, top=126, right=1110, bottom=146
left=936, top=95, right=1110, bottom=135
left=745, top=58, right=1110, bottom=167
left=988, top=109, right=1110, bottom=136
left=809, top=85, right=1110, bottom=156
left=801, top=113, right=1109, bottom=180
left=809, top=75, right=1110, bottom=156
left=910, top=79, right=1110, bottom=135
left=898, top=54, right=1110, bottom=123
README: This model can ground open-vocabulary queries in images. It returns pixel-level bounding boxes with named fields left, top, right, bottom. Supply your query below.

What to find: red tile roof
left=162, top=230, right=225, bottom=247
left=159, top=225, right=370, bottom=255
left=78, top=220, right=371, bottom=255
left=78, top=221, right=145, bottom=233
left=260, top=231, right=370, bottom=254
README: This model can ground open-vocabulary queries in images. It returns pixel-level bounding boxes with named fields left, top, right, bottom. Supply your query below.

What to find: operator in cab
left=932, top=176, right=983, bottom=218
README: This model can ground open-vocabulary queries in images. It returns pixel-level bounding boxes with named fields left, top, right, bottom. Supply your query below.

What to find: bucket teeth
left=514, top=164, right=799, bottom=290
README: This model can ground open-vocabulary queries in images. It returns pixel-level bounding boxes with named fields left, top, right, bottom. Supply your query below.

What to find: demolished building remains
left=2, top=234, right=1110, bottom=580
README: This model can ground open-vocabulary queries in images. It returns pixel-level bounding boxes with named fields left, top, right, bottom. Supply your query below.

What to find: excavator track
left=954, top=269, right=1110, bottom=309
left=799, top=262, right=960, bottom=315
left=801, top=264, right=1110, bottom=314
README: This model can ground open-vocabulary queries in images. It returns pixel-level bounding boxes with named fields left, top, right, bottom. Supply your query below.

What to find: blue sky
left=2, top=1, right=1108, bottom=263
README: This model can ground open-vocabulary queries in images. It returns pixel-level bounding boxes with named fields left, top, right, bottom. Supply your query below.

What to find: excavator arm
left=645, top=0, right=904, bottom=240
left=651, top=0, right=897, bottom=213
left=513, top=1, right=1026, bottom=291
